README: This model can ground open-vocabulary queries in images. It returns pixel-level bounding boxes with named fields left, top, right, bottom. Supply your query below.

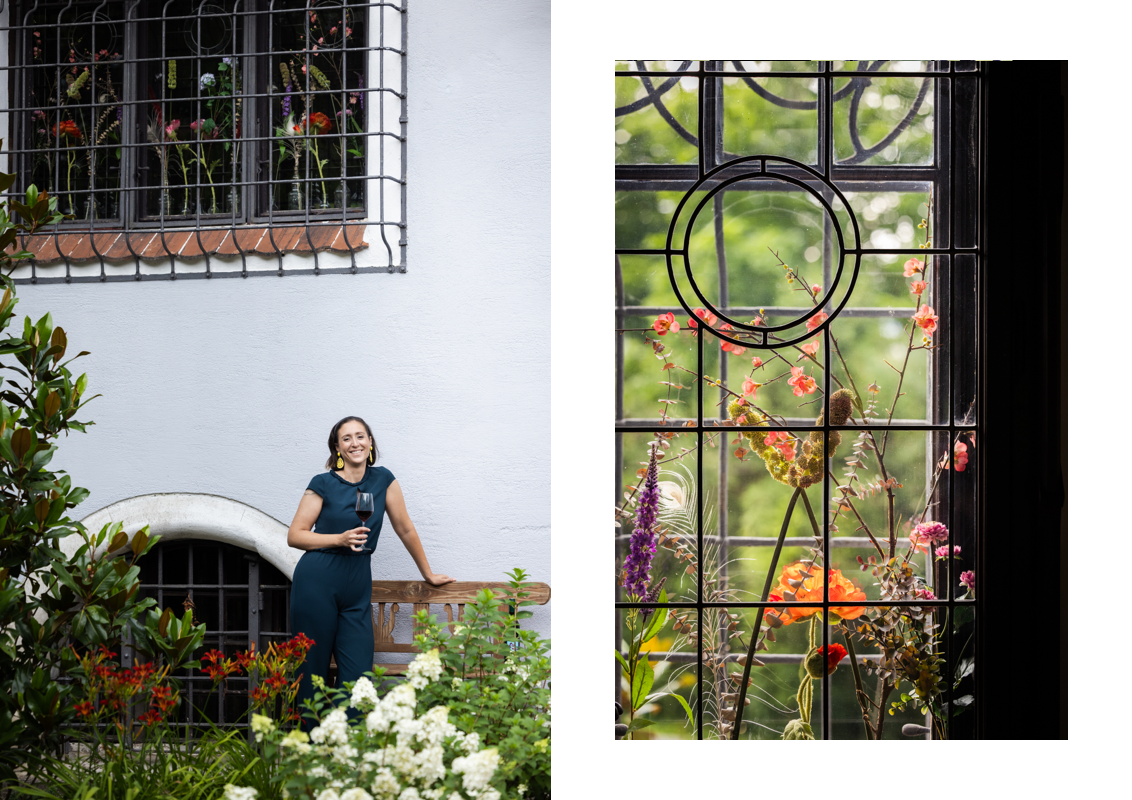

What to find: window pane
left=25, top=1, right=125, bottom=219
left=143, top=3, right=245, bottom=218
left=268, top=0, right=368, bottom=213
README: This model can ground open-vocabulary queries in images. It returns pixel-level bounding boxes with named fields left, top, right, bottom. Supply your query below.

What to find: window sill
left=20, top=225, right=368, bottom=265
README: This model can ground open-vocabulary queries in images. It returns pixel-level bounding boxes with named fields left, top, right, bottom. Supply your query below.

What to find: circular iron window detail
left=664, top=155, right=862, bottom=350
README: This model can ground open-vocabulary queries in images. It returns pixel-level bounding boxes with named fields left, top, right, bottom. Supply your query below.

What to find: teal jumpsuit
left=291, top=465, right=395, bottom=722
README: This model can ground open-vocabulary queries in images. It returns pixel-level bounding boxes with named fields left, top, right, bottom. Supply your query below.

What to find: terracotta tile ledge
left=20, top=225, right=368, bottom=265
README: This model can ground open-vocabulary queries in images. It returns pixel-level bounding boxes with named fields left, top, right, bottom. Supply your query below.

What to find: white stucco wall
left=3, top=0, right=551, bottom=638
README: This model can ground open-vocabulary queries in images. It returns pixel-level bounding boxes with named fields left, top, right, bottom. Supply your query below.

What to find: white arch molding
left=68, top=493, right=300, bottom=580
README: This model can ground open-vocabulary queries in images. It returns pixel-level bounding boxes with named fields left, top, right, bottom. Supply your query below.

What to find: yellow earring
left=336, top=452, right=344, bottom=469
left=368, top=445, right=375, bottom=465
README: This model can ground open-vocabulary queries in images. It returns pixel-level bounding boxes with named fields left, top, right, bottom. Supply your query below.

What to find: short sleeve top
left=306, top=466, right=396, bottom=553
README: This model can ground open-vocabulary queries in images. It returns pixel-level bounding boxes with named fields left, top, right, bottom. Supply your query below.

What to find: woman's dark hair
left=325, top=416, right=379, bottom=470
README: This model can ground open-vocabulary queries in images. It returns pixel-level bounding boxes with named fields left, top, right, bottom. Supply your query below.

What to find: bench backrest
left=369, top=580, right=551, bottom=674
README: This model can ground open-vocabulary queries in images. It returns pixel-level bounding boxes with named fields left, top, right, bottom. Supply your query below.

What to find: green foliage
left=0, top=160, right=205, bottom=785
left=412, top=569, right=551, bottom=800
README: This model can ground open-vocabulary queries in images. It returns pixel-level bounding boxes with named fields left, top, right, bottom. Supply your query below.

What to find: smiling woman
left=286, top=414, right=453, bottom=725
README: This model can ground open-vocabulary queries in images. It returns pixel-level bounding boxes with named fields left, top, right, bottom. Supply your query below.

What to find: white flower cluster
left=251, top=713, right=276, bottom=743
left=223, top=786, right=258, bottom=800
left=366, top=683, right=417, bottom=735
left=311, top=708, right=350, bottom=747
left=452, top=748, right=500, bottom=794
left=350, top=676, right=380, bottom=710
left=405, top=648, right=443, bottom=690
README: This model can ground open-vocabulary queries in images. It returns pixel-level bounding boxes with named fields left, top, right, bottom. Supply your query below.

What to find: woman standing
left=287, top=416, right=452, bottom=719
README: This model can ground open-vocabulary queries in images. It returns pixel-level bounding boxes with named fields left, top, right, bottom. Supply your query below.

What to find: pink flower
left=903, top=258, right=924, bottom=277
left=913, top=304, right=939, bottom=339
left=764, top=431, right=796, bottom=461
left=652, top=312, right=679, bottom=336
left=787, top=366, right=817, bottom=397
left=811, top=284, right=822, bottom=295
left=164, top=119, right=180, bottom=140
left=687, top=307, right=718, bottom=330
left=935, top=545, right=961, bottom=558
left=910, top=520, right=949, bottom=553
left=800, top=339, right=820, bottom=357
left=751, top=316, right=765, bottom=327
left=751, top=357, right=763, bottom=369
left=953, top=441, right=969, bottom=472
left=959, top=570, right=975, bottom=594
left=805, top=311, right=828, bottom=333
left=909, top=280, right=927, bottom=296
left=719, top=324, right=746, bottom=356
left=915, top=588, right=936, bottom=601
left=741, top=379, right=759, bottom=403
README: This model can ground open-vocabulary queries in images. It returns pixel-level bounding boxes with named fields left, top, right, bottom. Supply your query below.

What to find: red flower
left=652, top=312, right=679, bottom=336
left=787, top=366, right=817, bottom=397
left=73, top=701, right=95, bottom=719
left=805, top=311, right=828, bottom=333
left=953, top=441, right=969, bottom=472
left=913, top=304, right=939, bottom=339
left=687, top=308, right=718, bottom=330
left=719, top=324, right=746, bottom=356
left=306, top=112, right=332, bottom=135
left=55, top=120, right=81, bottom=138
left=818, top=643, right=848, bottom=675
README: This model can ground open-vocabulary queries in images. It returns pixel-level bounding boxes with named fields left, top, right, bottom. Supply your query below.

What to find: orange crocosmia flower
left=903, top=257, right=924, bottom=277
left=913, top=304, right=939, bottom=338
left=787, top=366, right=817, bottom=397
left=909, top=280, right=927, bottom=296
left=805, top=311, right=828, bottom=333
left=801, top=339, right=820, bottom=357
left=652, top=312, right=679, bottom=336
left=765, top=562, right=866, bottom=626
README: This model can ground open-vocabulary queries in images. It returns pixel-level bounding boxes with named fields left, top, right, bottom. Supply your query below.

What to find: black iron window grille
left=130, top=538, right=292, bottom=731
left=1, top=0, right=406, bottom=282
left=615, top=61, right=981, bottom=740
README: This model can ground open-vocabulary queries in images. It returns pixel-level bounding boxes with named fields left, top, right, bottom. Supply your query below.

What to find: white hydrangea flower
left=250, top=714, right=276, bottom=742
left=362, top=748, right=388, bottom=766
left=366, top=707, right=389, bottom=734
left=332, top=744, right=359, bottom=765
left=341, top=790, right=374, bottom=800
left=281, top=729, right=312, bottom=754
left=518, top=785, right=528, bottom=796
left=316, top=790, right=341, bottom=800
left=451, top=748, right=499, bottom=793
left=421, top=790, right=444, bottom=800
left=460, top=732, right=480, bottom=755
left=222, top=786, right=258, bottom=800
left=451, top=677, right=462, bottom=687
left=479, top=790, right=501, bottom=800
left=447, top=794, right=464, bottom=800
left=350, top=677, right=379, bottom=710
left=397, top=789, right=421, bottom=800
left=308, top=766, right=331, bottom=780
left=406, top=649, right=443, bottom=689
left=393, top=717, right=423, bottom=746
left=311, top=708, right=350, bottom=746
left=416, top=706, right=454, bottom=747
left=387, top=744, right=418, bottom=779
left=369, top=767, right=400, bottom=799
left=413, top=744, right=445, bottom=787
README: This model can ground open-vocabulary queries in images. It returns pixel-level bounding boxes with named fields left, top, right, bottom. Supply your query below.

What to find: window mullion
left=121, top=0, right=141, bottom=230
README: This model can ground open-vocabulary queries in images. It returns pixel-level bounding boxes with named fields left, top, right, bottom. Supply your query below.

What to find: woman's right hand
left=338, top=526, right=370, bottom=551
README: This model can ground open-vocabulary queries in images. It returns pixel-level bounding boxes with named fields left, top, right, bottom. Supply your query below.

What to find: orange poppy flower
left=306, top=112, right=332, bottom=135
left=765, top=561, right=866, bottom=625
left=55, top=119, right=81, bottom=138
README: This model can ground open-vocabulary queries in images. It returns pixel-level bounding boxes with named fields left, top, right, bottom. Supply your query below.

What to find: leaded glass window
left=615, top=61, right=980, bottom=740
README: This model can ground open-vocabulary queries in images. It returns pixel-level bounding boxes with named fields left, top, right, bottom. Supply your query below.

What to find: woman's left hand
left=424, top=573, right=455, bottom=586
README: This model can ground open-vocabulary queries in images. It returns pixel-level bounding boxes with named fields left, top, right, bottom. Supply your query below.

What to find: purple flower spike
left=623, top=442, right=660, bottom=599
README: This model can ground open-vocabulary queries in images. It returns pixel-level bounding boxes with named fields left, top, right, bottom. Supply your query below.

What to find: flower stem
left=730, top=486, right=802, bottom=740
left=841, top=629, right=874, bottom=739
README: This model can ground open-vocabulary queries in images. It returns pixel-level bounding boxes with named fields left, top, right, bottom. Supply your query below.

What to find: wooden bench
left=328, top=580, right=551, bottom=677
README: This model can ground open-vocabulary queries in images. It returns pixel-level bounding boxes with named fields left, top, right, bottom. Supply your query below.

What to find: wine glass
left=354, top=491, right=374, bottom=552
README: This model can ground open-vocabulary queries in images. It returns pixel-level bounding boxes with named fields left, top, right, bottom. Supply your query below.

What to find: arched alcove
left=71, top=492, right=300, bottom=579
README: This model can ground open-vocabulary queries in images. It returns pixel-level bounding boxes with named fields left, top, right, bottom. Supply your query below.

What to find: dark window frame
left=615, top=60, right=986, bottom=740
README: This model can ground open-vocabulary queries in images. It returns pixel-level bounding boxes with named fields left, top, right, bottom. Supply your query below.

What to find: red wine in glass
left=354, top=491, right=375, bottom=552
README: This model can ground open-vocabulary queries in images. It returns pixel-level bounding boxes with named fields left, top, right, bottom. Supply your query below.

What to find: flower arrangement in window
left=27, top=24, right=123, bottom=219
left=617, top=211, right=976, bottom=740
left=272, top=2, right=366, bottom=212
